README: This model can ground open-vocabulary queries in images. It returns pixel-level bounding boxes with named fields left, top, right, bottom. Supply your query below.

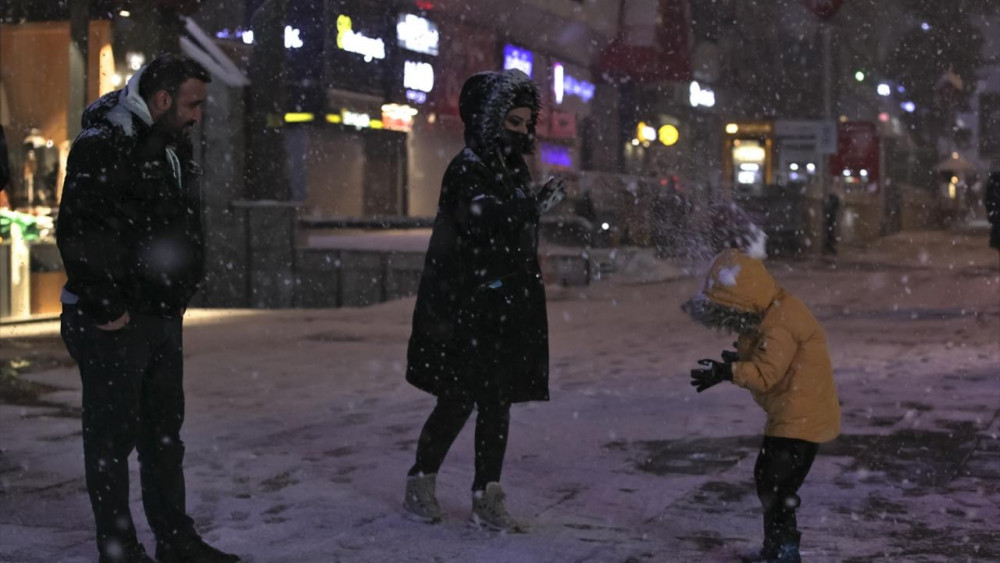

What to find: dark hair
left=138, top=53, right=211, bottom=102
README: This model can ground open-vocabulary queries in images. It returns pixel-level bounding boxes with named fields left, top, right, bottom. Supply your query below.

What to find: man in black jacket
left=57, top=54, right=239, bottom=563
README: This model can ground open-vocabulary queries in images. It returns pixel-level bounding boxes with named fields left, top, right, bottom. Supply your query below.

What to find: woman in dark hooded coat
left=403, top=69, right=563, bottom=531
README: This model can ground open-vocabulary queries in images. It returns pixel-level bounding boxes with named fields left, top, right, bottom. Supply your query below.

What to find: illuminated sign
left=337, top=15, right=385, bottom=62
left=397, top=14, right=439, bottom=56
left=689, top=81, right=715, bottom=108
left=503, top=44, right=533, bottom=77
left=343, top=110, right=372, bottom=128
left=382, top=103, right=419, bottom=132
left=404, top=60, right=435, bottom=93
left=284, top=26, right=303, bottom=49
left=553, top=62, right=595, bottom=105
left=541, top=144, right=572, bottom=168
left=406, top=90, right=427, bottom=104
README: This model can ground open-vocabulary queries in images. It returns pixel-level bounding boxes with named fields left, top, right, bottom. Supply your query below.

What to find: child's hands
left=690, top=359, right=734, bottom=393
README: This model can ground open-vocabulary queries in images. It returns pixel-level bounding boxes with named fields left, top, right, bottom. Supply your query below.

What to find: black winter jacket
left=57, top=74, right=204, bottom=324
left=406, top=70, right=550, bottom=405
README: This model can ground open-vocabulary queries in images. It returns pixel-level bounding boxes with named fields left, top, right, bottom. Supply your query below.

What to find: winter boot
left=404, top=473, right=443, bottom=523
left=471, top=482, right=525, bottom=532
left=774, top=532, right=801, bottom=563
left=99, top=540, right=155, bottom=563
left=156, top=535, right=240, bottom=563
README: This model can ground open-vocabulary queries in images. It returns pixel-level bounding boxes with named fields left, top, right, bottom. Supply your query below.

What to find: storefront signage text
left=404, top=60, right=435, bottom=93
left=337, top=15, right=385, bottom=61
left=397, top=14, right=439, bottom=56
left=553, top=62, right=595, bottom=105
left=503, top=44, right=533, bottom=77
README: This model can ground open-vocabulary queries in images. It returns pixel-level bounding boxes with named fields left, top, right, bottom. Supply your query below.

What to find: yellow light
left=336, top=15, right=351, bottom=49
left=733, top=145, right=766, bottom=163
left=951, top=152, right=959, bottom=159
left=948, top=183, right=956, bottom=199
left=326, top=114, right=342, bottom=123
left=950, top=176, right=959, bottom=184
left=658, top=124, right=679, bottom=146
left=631, top=138, right=640, bottom=146
left=725, top=123, right=739, bottom=134
left=98, top=44, right=116, bottom=96
left=284, top=112, right=315, bottom=123
left=369, top=120, right=384, bottom=129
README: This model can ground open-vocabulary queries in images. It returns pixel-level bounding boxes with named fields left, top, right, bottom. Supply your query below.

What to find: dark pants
left=753, top=436, right=819, bottom=548
left=61, top=305, right=195, bottom=558
left=408, top=398, right=511, bottom=491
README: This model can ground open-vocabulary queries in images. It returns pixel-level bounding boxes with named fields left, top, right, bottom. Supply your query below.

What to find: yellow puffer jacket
left=702, top=250, right=841, bottom=443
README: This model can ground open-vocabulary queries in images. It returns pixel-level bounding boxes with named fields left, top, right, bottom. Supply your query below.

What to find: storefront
left=1, top=17, right=115, bottom=321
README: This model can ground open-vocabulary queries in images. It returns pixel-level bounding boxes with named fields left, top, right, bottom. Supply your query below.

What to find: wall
left=302, top=127, right=365, bottom=217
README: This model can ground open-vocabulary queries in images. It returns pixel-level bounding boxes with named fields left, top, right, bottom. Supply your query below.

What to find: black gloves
left=721, top=349, right=739, bottom=363
left=690, top=358, right=733, bottom=393
left=536, top=177, right=566, bottom=215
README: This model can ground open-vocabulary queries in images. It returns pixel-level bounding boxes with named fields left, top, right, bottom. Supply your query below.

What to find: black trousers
left=408, top=397, right=511, bottom=491
left=61, top=306, right=195, bottom=557
left=753, top=436, right=819, bottom=548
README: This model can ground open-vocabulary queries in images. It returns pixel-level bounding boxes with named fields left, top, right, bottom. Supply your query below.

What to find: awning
left=180, top=16, right=250, bottom=88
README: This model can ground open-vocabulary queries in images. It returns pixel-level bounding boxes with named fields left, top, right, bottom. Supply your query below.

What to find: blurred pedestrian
left=403, top=69, right=564, bottom=532
left=57, top=54, right=239, bottom=563
left=985, top=171, right=1000, bottom=252
left=681, top=250, right=841, bottom=562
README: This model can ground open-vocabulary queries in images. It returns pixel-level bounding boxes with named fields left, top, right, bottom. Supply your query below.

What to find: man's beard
left=154, top=105, right=195, bottom=143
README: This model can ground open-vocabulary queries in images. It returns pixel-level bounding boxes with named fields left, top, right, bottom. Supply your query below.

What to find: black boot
left=156, top=535, right=240, bottom=563
left=774, top=532, right=801, bottom=563
left=99, top=540, right=155, bottom=563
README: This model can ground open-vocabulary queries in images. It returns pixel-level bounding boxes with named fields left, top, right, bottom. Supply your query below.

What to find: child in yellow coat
left=682, top=249, right=841, bottom=563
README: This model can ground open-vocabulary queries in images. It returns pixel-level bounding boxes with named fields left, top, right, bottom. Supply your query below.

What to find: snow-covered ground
left=2, top=230, right=998, bottom=562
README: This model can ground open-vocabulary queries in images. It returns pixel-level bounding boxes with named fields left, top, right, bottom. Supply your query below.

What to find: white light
left=111, top=73, right=123, bottom=87
left=737, top=171, right=758, bottom=185
left=337, top=15, right=386, bottom=61
left=403, top=61, right=434, bottom=93
left=641, top=125, right=656, bottom=141
left=740, top=163, right=760, bottom=172
left=126, top=52, right=145, bottom=72
left=806, top=163, right=816, bottom=172
left=119, top=10, right=131, bottom=18
left=284, top=26, right=303, bottom=49
left=854, top=71, right=865, bottom=82
left=733, top=145, right=766, bottom=162
left=789, top=172, right=800, bottom=181
left=789, top=163, right=799, bottom=171
left=689, top=81, right=716, bottom=108
left=860, top=169, right=869, bottom=177
left=553, top=62, right=565, bottom=105
left=921, top=22, right=930, bottom=31
left=343, top=110, right=371, bottom=128
left=630, top=139, right=640, bottom=146
left=842, top=168, right=852, bottom=177
left=901, top=101, right=916, bottom=113
left=397, top=14, right=439, bottom=56
left=381, top=103, right=419, bottom=118
left=601, top=222, right=610, bottom=231
left=242, top=30, right=254, bottom=45
left=877, top=83, right=891, bottom=96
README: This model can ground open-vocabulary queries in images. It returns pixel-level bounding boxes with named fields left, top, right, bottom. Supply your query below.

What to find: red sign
left=801, top=0, right=845, bottom=21
left=829, top=121, right=879, bottom=189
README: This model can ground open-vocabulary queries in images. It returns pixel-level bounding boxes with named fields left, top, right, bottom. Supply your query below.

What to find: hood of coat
left=682, top=249, right=779, bottom=332
left=459, top=69, right=541, bottom=158
left=81, top=65, right=154, bottom=138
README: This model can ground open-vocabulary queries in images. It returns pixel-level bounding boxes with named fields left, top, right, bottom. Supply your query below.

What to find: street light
left=877, top=83, right=891, bottom=96
left=854, top=71, right=865, bottom=82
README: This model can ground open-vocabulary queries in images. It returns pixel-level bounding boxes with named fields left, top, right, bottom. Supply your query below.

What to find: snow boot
left=404, top=473, right=443, bottom=523
left=99, top=539, right=155, bottom=563
left=471, top=482, right=525, bottom=532
left=774, top=532, right=801, bottom=563
left=156, top=535, right=240, bottom=563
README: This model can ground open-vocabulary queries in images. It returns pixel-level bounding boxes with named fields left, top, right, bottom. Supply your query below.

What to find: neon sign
left=503, top=44, right=533, bottom=77
left=541, top=144, right=572, bottom=168
left=553, top=62, right=594, bottom=105
left=404, top=61, right=435, bottom=93
left=397, top=14, right=439, bottom=56
left=337, top=15, right=385, bottom=62
left=689, top=81, right=716, bottom=108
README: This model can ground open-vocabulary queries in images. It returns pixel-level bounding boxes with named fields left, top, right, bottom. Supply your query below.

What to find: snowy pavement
left=1, top=230, right=998, bottom=562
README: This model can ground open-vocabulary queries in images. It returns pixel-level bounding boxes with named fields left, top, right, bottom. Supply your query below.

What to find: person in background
left=57, top=54, right=239, bottom=563
left=985, top=171, right=1000, bottom=253
left=403, top=69, right=564, bottom=532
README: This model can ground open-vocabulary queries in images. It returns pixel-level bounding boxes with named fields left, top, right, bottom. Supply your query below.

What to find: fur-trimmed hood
left=681, top=249, right=780, bottom=333
left=459, top=69, right=541, bottom=158
left=81, top=65, right=153, bottom=138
